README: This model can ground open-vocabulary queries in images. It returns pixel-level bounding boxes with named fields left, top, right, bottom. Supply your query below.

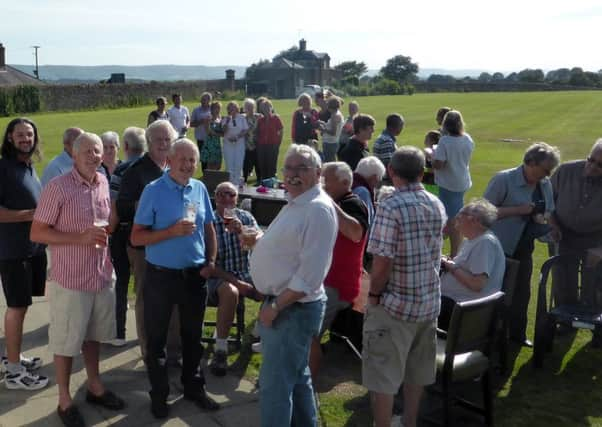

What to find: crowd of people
left=1, top=91, right=602, bottom=427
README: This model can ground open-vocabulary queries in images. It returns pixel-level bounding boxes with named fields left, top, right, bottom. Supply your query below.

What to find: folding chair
left=497, top=257, right=520, bottom=373
left=202, top=296, right=246, bottom=350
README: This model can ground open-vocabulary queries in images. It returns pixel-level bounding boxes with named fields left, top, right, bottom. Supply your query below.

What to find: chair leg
left=442, top=378, right=453, bottom=427
left=498, top=320, right=508, bottom=374
left=482, top=369, right=494, bottom=426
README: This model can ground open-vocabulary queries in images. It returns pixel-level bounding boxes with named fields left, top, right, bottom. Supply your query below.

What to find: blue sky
left=2, top=0, right=601, bottom=72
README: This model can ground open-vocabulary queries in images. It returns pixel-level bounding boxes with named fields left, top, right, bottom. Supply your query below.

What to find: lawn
left=2, top=91, right=602, bottom=426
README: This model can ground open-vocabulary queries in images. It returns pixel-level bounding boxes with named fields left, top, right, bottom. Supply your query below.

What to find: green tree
left=380, top=55, right=419, bottom=84
left=334, top=61, right=368, bottom=85
left=273, top=45, right=299, bottom=61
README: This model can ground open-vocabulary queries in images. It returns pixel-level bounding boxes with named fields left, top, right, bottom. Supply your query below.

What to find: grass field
left=2, top=91, right=602, bottom=426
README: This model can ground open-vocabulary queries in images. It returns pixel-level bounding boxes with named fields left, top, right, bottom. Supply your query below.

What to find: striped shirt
left=372, top=130, right=397, bottom=167
left=34, top=169, right=113, bottom=292
left=368, top=183, right=446, bottom=321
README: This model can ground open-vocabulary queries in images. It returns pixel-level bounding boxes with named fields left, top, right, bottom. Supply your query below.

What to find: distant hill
left=9, top=64, right=248, bottom=83
left=365, top=68, right=494, bottom=79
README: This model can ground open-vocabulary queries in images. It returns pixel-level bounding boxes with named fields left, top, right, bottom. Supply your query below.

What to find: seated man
left=438, top=198, right=506, bottom=330
left=207, top=182, right=261, bottom=376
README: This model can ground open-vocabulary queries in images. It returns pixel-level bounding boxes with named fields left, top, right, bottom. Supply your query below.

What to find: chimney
left=0, top=43, right=5, bottom=69
left=299, top=39, right=306, bottom=51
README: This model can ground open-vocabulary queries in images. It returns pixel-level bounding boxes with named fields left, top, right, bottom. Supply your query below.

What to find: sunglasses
left=587, top=156, right=602, bottom=169
left=217, top=191, right=237, bottom=197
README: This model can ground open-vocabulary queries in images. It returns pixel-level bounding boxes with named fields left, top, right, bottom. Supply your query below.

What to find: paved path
left=0, top=296, right=260, bottom=426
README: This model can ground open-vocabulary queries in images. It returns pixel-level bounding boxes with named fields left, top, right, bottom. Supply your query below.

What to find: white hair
left=146, top=119, right=178, bottom=146
left=168, top=138, right=199, bottom=160
left=285, top=144, right=322, bottom=169
left=460, top=198, right=498, bottom=229
left=72, top=132, right=102, bottom=154
left=322, top=162, right=352, bottom=185
left=243, top=98, right=256, bottom=111
left=100, top=131, right=120, bottom=149
left=122, top=127, right=147, bottom=154
left=355, top=156, right=385, bottom=180
left=591, top=138, right=602, bottom=154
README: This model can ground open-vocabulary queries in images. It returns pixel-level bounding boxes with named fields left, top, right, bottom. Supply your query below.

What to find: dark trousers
left=437, top=296, right=456, bottom=332
left=143, top=263, right=207, bottom=401
left=109, top=226, right=131, bottom=339
left=243, top=148, right=257, bottom=183
left=256, top=144, right=280, bottom=182
left=197, top=139, right=207, bottom=171
left=509, top=234, right=535, bottom=341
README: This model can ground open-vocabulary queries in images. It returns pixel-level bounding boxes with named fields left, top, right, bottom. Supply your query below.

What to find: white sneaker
left=5, top=368, right=49, bottom=390
left=1, top=354, right=43, bottom=372
left=107, top=338, right=127, bottom=347
left=251, top=341, right=262, bottom=353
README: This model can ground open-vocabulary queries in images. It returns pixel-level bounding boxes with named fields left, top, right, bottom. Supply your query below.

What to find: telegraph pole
left=31, top=45, right=40, bottom=79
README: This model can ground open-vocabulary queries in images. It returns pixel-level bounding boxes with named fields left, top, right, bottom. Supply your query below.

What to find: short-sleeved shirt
left=41, top=151, right=73, bottom=187
left=0, top=158, right=45, bottom=260
left=34, top=169, right=113, bottom=292
left=257, top=114, right=284, bottom=145
left=433, top=133, right=474, bottom=192
left=222, top=114, right=249, bottom=145
left=109, top=156, right=140, bottom=201
left=368, top=183, right=446, bottom=321
left=134, top=172, right=215, bottom=269
left=167, top=105, right=190, bottom=135
left=191, top=106, right=212, bottom=141
left=441, top=231, right=505, bottom=302
left=339, top=138, right=370, bottom=171
left=484, top=165, right=554, bottom=255
left=373, top=130, right=397, bottom=168
left=214, top=208, right=259, bottom=282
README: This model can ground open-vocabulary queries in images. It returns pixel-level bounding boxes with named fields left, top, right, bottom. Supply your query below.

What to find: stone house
left=0, top=44, right=43, bottom=87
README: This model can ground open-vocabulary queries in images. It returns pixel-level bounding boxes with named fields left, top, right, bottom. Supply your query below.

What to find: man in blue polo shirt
left=131, top=138, right=219, bottom=419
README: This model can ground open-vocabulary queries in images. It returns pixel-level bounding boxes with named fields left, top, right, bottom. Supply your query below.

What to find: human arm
left=199, top=222, right=217, bottom=279
left=130, top=220, right=196, bottom=246
left=322, top=114, right=342, bottom=136
left=0, top=207, right=35, bottom=223
left=441, top=258, right=488, bottom=292
left=30, top=220, right=107, bottom=247
left=333, top=202, right=364, bottom=242
left=483, top=171, right=533, bottom=219
left=368, top=255, right=394, bottom=305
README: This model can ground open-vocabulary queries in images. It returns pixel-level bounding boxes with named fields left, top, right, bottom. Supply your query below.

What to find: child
left=423, top=130, right=440, bottom=193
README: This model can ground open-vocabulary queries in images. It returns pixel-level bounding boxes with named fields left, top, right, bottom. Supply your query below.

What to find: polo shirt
left=0, top=157, right=45, bottom=260
left=134, top=172, right=215, bottom=269
left=191, top=106, right=212, bottom=141
left=41, top=150, right=73, bottom=187
left=484, top=165, right=555, bottom=255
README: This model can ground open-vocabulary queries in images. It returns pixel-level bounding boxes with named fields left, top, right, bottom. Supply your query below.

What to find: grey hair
left=523, top=142, right=561, bottom=169
left=146, top=120, right=178, bottom=146
left=376, top=186, right=395, bottom=203
left=72, top=132, right=102, bottom=154
left=168, top=138, right=199, bottom=160
left=285, top=144, right=322, bottom=169
left=389, top=146, right=425, bottom=183
left=355, top=156, right=385, bottom=180
left=63, top=127, right=83, bottom=146
left=122, top=127, right=147, bottom=154
left=591, top=138, right=602, bottom=154
left=100, top=131, right=120, bottom=150
left=243, top=98, right=256, bottom=111
left=215, top=181, right=238, bottom=195
left=322, top=162, right=352, bottom=185
left=460, top=198, right=498, bottom=229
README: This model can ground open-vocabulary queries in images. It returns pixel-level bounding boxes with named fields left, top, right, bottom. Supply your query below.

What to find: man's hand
left=199, top=262, right=215, bottom=279
left=259, top=304, right=278, bottom=327
left=225, top=217, right=242, bottom=234
left=235, top=280, right=264, bottom=301
left=516, top=203, right=535, bottom=216
left=80, top=226, right=108, bottom=247
left=170, top=219, right=196, bottom=237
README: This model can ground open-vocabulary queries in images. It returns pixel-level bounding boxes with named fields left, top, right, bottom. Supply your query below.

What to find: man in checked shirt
left=363, top=146, right=446, bottom=427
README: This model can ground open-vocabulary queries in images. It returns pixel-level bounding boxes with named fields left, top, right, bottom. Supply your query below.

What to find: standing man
left=107, top=126, right=147, bottom=346
left=40, top=127, right=83, bottom=186
left=0, top=118, right=49, bottom=390
left=309, top=162, right=368, bottom=382
left=117, top=120, right=180, bottom=362
left=364, top=147, right=446, bottom=427
left=190, top=92, right=213, bottom=170
left=167, top=93, right=190, bottom=138
left=250, top=144, right=338, bottom=427
left=373, top=113, right=404, bottom=174
left=31, top=133, right=125, bottom=427
left=130, top=139, right=220, bottom=418
left=551, top=139, right=602, bottom=343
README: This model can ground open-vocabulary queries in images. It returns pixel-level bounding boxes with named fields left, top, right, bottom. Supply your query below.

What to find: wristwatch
left=270, top=299, right=280, bottom=312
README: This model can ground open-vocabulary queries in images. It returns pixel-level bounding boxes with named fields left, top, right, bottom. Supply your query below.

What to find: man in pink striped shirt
left=31, top=132, right=125, bottom=427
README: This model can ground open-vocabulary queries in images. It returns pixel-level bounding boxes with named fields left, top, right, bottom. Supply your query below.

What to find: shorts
left=438, top=187, right=465, bottom=219
left=362, top=304, right=436, bottom=394
left=48, top=281, right=116, bottom=357
left=0, top=254, right=47, bottom=308
left=206, top=275, right=253, bottom=306
left=320, top=286, right=351, bottom=336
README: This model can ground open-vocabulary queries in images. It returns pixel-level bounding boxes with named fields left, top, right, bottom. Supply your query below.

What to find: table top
left=238, top=185, right=288, bottom=202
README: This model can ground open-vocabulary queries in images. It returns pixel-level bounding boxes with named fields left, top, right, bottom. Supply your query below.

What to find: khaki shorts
left=362, top=304, right=436, bottom=394
left=48, top=281, right=116, bottom=357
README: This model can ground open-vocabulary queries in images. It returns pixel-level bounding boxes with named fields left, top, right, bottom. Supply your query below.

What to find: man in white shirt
left=250, top=144, right=338, bottom=427
left=167, top=93, right=190, bottom=138
left=40, top=127, right=83, bottom=186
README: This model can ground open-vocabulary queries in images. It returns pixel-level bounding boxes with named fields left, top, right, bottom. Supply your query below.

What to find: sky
left=2, top=0, right=601, bottom=72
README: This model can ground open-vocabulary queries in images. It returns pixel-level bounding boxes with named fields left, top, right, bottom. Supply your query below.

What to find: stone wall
left=39, top=78, right=244, bottom=111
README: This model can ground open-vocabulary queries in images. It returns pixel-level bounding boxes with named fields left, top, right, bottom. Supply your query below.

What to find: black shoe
left=85, top=389, right=125, bottom=410
left=184, top=389, right=221, bottom=411
left=57, top=405, right=85, bottom=427
left=151, top=398, right=169, bottom=419
left=209, top=350, right=228, bottom=377
left=511, top=338, right=533, bottom=348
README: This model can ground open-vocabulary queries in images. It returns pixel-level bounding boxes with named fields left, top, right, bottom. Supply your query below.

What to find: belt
left=148, top=262, right=203, bottom=276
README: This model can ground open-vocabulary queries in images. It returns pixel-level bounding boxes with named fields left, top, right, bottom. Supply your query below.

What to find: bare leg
left=4, top=307, right=27, bottom=363
left=309, top=337, right=322, bottom=384
left=371, top=391, right=394, bottom=427
left=82, top=340, right=105, bottom=396
left=216, top=283, right=238, bottom=339
left=55, top=355, right=73, bottom=410
left=402, top=383, right=423, bottom=427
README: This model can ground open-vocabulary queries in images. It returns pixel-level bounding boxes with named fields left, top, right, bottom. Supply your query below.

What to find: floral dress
left=200, top=118, right=223, bottom=165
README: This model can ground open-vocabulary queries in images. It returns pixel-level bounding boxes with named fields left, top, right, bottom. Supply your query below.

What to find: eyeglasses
left=587, top=156, right=602, bottom=169
left=216, top=191, right=237, bottom=197
left=281, top=165, right=314, bottom=174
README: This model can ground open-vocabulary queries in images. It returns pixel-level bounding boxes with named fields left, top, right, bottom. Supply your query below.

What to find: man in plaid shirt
left=363, top=146, right=446, bottom=427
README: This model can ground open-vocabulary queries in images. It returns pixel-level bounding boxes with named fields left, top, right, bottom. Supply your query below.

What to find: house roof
left=0, top=65, right=43, bottom=87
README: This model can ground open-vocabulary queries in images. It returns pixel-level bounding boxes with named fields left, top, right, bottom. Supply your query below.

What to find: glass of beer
left=240, top=225, right=258, bottom=251
left=223, top=208, right=236, bottom=231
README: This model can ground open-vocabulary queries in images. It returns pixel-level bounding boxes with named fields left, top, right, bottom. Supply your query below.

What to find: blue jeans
left=322, top=143, right=339, bottom=162
left=259, top=298, right=325, bottom=427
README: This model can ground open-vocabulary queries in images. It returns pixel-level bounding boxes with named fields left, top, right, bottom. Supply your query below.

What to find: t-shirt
left=322, top=110, right=344, bottom=145
left=433, top=133, right=474, bottom=192
left=257, top=114, right=283, bottom=145
left=148, top=110, right=169, bottom=125
left=440, top=231, right=505, bottom=302
left=167, top=105, right=190, bottom=136
left=339, top=137, right=369, bottom=171
left=222, top=114, right=249, bottom=145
